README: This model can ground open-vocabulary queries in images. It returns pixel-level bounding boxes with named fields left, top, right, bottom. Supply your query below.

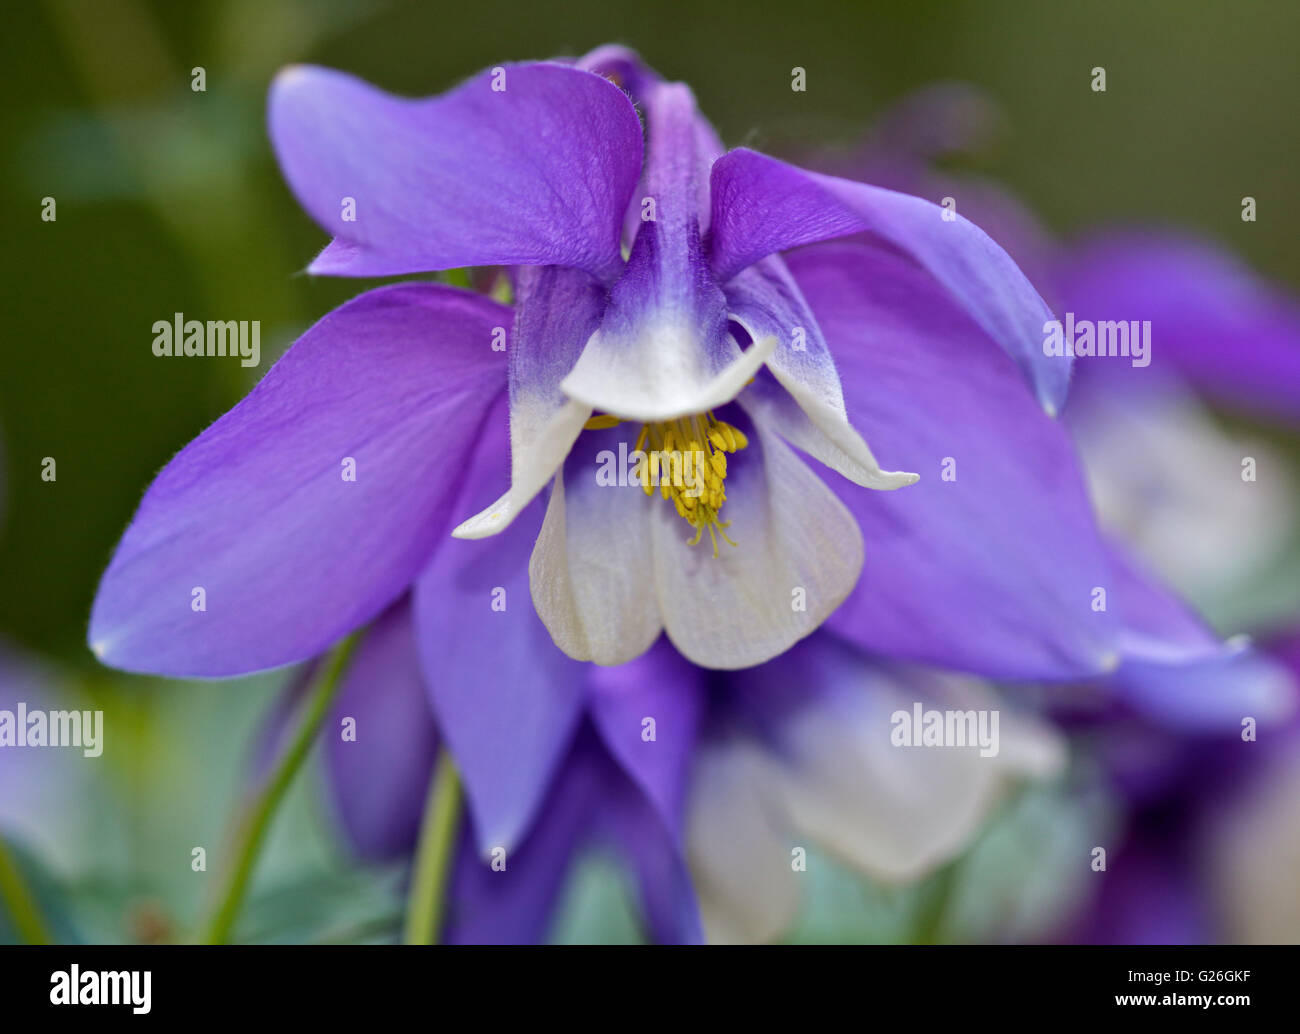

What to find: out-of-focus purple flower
left=0, top=644, right=101, bottom=872
left=682, top=635, right=1062, bottom=942
left=317, top=601, right=699, bottom=944
left=1062, top=633, right=1300, bottom=944
left=829, top=82, right=1300, bottom=731
left=836, top=82, right=1300, bottom=427
left=834, top=83, right=1300, bottom=944
left=87, top=46, right=1147, bottom=685
left=321, top=606, right=1062, bottom=944
left=1203, top=635, right=1300, bottom=942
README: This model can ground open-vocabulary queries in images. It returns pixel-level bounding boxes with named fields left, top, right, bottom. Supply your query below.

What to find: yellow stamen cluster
left=583, top=411, right=749, bottom=556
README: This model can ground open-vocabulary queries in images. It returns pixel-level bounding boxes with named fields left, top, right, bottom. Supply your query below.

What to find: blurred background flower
left=814, top=76, right=1300, bottom=944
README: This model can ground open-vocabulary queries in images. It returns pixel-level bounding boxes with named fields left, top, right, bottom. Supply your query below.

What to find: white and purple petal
left=453, top=264, right=607, bottom=540
left=560, top=83, right=770, bottom=422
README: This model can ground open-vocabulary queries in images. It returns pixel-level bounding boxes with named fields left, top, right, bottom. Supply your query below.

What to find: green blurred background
left=0, top=0, right=1296, bottom=944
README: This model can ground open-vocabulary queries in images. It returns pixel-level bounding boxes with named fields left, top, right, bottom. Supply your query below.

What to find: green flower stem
left=403, top=749, right=462, bottom=945
left=201, top=634, right=360, bottom=945
left=912, top=856, right=962, bottom=945
left=0, top=837, right=52, bottom=944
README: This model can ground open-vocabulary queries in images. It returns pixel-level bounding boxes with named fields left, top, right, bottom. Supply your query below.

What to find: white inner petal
left=529, top=471, right=662, bottom=666
left=560, top=326, right=775, bottom=424
left=651, top=426, right=865, bottom=669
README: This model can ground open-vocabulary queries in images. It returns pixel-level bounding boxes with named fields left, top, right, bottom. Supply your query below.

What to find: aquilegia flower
left=87, top=45, right=1134, bottom=680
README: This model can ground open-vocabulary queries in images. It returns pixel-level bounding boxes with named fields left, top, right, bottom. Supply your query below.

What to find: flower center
left=584, top=411, right=749, bottom=556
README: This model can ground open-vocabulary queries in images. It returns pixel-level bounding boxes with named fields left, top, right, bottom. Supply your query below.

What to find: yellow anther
left=584, top=413, right=622, bottom=430
left=626, top=412, right=751, bottom=553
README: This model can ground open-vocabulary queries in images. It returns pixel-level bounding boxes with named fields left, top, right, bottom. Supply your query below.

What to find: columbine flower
left=89, top=46, right=1135, bottom=680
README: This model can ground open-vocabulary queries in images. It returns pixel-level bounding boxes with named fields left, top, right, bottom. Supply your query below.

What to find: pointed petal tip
left=1224, top=632, right=1253, bottom=655
left=304, top=245, right=337, bottom=276
left=271, top=63, right=306, bottom=87
left=451, top=500, right=513, bottom=540
left=839, top=466, right=920, bottom=490
left=269, top=63, right=323, bottom=103
left=451, top=478, right=548, bottom=539
left=449, top=521, right=491, bottom=541
left=476, top=830, right=513, bottom=860
left=87, top=606, right=123, bottom=666
left=1037, top=359, right=1072, bottom=418
left=882, top=469, right=921, bottom=490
